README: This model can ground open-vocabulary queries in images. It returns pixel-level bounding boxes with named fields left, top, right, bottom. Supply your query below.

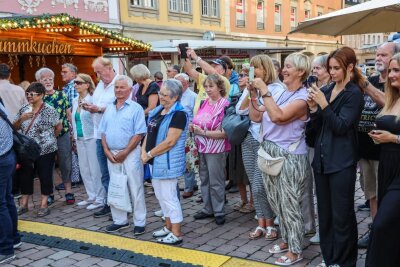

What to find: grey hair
left=162, top=79, right=183, bottom=101
left=174, top=73, right=189, bottom=81
left=130, top=64, right=151, bottom=81
left=115, top=74, right=133, bottom=88
left=312, top=54, right=328, bottom=70
left=35, top=68, right=55, bottom=81
left=242, top=63, right=250, bottom=70
left=379, top=42, right=400, bottom=56
left=62, top=63, right=78, bottom=73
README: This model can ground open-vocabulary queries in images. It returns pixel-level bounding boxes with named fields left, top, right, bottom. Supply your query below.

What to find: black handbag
left=221, top=94, right=250, bottom=145
left=0, top=108, right=41, bottom=162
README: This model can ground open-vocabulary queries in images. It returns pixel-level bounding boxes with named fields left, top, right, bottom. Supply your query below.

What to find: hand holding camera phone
left=249, top=67, right=255, bottom=83
left=307, top=75, right=318, bottom=88
left=179, top=43, right=189, bottom=59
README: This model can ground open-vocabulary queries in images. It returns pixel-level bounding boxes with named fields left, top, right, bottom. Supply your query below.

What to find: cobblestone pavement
left=11, top=173, right=370, bottom=267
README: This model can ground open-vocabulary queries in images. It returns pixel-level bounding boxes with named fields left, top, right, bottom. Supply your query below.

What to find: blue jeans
left=184, top=171, right=196, bottom=192
left=0, top=150, right=20, bottom=255
left=96, top=139, right=110, bottom=197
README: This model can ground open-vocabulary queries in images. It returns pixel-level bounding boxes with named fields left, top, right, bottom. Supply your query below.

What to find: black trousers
left=314, top=165, right=358, bottom=267
left=366, top=189, right=400, bottom=267
left=16, top=152, right=56, bottom=196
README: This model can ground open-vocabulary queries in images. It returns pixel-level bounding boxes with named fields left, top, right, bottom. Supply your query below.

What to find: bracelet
left=196, top=56, right=202, bottom=63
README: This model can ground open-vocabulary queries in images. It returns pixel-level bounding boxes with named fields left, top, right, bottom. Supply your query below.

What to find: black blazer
left=310, top=81, right=364, bottom=174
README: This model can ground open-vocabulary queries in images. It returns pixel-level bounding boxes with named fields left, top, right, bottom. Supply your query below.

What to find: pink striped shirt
left=192, top=98, right=231, bottom=154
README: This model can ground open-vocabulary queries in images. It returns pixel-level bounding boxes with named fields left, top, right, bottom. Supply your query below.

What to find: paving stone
left=10, top=258, right=33, bottom=266
left=48, top=250, right=74, bottom=260
left=206, top=238, right=226, bottom=247
left=75, top=257, right=102, bottom=267
left=30, top=258, right=55, bottom=267
left=28, top=248, right=55, bottom=260
left=97, top=259, right=121, bottom=267
left=196, top=244, right=216, bottom=252
left=236, top=244, right=261, bottom=254
left=15, top=248, right=38, bottom=258
left=51, top=258, right=78, bottom=267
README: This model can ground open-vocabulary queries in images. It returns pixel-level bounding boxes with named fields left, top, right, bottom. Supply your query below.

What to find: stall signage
left=0, top=37, right=74, bottom=55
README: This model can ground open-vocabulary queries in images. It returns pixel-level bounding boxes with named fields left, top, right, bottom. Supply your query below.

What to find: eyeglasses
left=25, top=92, right=40, bottom=97
left=74, top=81, right=86, bottom=85
left=239, top=74, right=248, bottom=78
left=40, top=78, right=53, bottom=82
left=157, top=91, right=170, bottom=97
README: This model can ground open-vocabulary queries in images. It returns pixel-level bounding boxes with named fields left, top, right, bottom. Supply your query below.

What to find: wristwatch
left=147, top=151, right=153, bottom=158
left=97, top=107, right=102, bottom=113
left=261, top=91, right=272, bottom=98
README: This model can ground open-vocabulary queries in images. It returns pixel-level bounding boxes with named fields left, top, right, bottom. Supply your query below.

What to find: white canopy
left=290, top=0, right=400, bottom=36
left=150, top=40, right=304, bottom=53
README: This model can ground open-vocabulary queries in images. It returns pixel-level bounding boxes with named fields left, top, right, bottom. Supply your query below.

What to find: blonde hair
left=130, top=64, right=151, bottom=81
left=92, top=57, right=113, bottom=69
left=380, top=53, right=400, bottom=119
left=250, top=55, right=276, bottom=84
left=76, top=73, right=96, bottom=95
left=285, top=52, right=311, bottom=82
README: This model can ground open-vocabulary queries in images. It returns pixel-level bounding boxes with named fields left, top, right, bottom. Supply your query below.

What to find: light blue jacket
left=148, top=101, right=188, bottom=179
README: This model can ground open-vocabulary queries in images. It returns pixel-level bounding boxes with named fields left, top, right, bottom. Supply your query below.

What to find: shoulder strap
left=24, top=103, right=44, bottom=135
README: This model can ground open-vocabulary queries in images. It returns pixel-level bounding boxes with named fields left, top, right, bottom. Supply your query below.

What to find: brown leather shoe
left=182, top=191, right=194, bottom=199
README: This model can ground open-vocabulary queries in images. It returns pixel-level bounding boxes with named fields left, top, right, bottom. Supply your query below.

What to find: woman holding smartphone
left=307, top=47, right=365, bottom=267
left=366, top=53, right=400, bottom=267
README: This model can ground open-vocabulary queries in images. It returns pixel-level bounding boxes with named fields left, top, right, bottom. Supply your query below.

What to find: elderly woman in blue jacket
left=141, top=79, right=188, bottom=245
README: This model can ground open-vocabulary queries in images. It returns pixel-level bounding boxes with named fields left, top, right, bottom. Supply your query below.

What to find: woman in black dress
left=367, top=53, right=400, bottom=267
left=130, top=64, right=160, bottom=119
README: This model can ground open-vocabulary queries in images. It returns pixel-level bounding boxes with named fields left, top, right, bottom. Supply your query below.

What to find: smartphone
left=179, top=43, right=189, bottom=59
left=249, top=67, right=255, bottom=82
left=307, top=75, right=318, bottom=87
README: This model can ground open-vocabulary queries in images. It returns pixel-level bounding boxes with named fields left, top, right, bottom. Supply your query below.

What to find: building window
left=274, top=4, right=281, bottom=32
left=202, top=0, right=219, bottom=18
left=305, top=9, right=311, bottom=19
left=130, top=0, right=156, bottom=8
left=236, top=0, right=245, bottom=27
left=256, top=0, right=264, bottom=30
left=290, top=7, right=296, bottom=31
left=169, top=0, right=191, bottom=13
left=378, top=35, right=381, bottom=44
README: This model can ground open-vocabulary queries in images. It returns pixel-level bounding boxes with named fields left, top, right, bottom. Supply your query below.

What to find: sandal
left=233, top=201, right=247, bottom=211
left=249, top=226, right=266, bottom=240
left=268, top=244, right=289, bottom=254
left=17, top=206, right=28, bottom=216
left=153, top=226, right=171, bottom=238
left=275, top=254, right=303, bottom=266
left=239, top=203, right=255, bottom=214
left=37, top=208, right=50, bottom=217
left=265, top=226, right=278, bottom=241
left=157, top=233, right=183, bottom=245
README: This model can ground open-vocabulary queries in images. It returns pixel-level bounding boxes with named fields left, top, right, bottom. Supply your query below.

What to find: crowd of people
left=1, top=43, right=400, bottom=266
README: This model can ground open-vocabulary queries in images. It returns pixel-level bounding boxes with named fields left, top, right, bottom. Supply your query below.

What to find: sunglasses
left=25, top=92, right=40, bottom=97
left=239, top=74, right=248, bottom=78
left=74, top=81, right=87, bottom=85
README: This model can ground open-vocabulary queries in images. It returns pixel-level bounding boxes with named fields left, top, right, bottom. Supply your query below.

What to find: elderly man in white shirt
left=83, top=57, right=117, bottom=218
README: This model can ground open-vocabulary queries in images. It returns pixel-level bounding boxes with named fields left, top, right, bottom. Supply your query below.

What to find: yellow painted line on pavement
left=19, top=220, right=273, bottom=267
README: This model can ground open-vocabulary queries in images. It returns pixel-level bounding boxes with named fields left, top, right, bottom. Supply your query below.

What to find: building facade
left=229, top=0, right=342, bottom=60
left=120, top=0, right=343, bottom=74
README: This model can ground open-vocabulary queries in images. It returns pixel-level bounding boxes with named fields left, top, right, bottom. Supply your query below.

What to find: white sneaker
left=152, top=226, right=171, bottom=237
left=310, top=232, right=320, bottom=244
left=77, top=200, right=91, bottom=206
left=154, top=209, right=164, bottom=217
left=87, top=203, right=104, bottom=210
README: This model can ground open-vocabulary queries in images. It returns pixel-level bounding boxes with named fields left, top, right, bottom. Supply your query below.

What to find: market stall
left=0, top=13, right=151, bottom=87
